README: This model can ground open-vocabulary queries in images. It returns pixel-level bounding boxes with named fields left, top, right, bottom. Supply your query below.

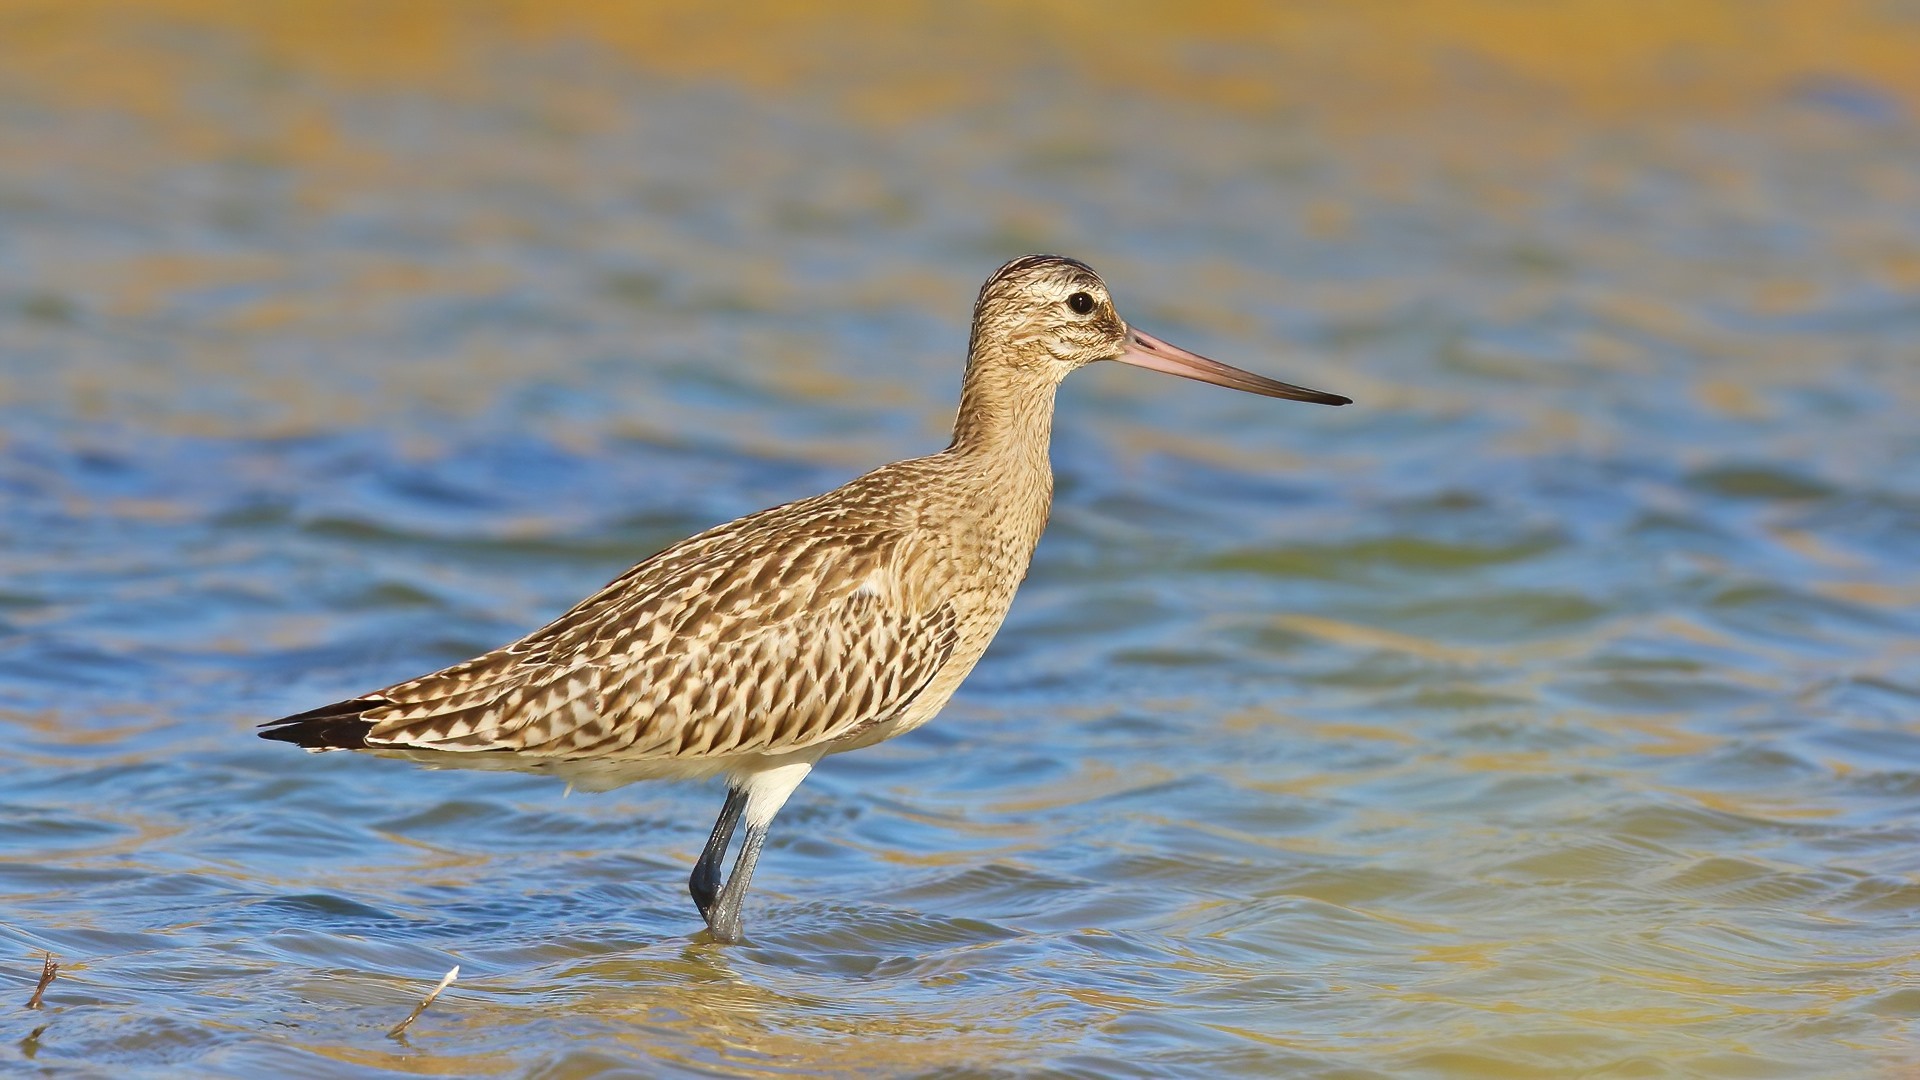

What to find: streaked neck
left=947, top=359, right=1060, bottom=465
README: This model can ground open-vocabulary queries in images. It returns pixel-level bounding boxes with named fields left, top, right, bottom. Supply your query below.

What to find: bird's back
left=261, top=447, right=1049, bottom=776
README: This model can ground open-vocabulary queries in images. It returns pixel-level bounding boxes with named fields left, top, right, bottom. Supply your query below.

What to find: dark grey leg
left=689, top=787, right=747, bottom=923
left=703, top=818, right=768, bottom=945
left=697, top=761, right=812, bottom=944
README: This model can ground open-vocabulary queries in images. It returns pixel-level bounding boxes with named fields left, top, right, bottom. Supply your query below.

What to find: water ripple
left=4, top=5, right=1920, bottom=1078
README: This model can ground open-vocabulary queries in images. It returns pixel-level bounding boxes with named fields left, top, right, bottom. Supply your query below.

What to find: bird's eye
left=1067, top=292, right=1095, bottom=315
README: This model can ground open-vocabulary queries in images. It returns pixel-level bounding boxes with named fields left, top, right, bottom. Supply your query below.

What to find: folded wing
left=263, top=496, right=960, bottom=762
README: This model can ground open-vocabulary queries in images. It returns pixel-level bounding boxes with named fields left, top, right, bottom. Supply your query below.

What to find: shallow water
left=4, top=3, right=1920, bottom=1076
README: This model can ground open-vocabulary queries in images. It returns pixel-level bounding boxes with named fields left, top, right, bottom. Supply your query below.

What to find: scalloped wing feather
left=349, top=486, right=961, bottom=761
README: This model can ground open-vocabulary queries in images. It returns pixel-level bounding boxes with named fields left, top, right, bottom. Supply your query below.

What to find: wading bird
left=262, top=254, right=1349, bottom=943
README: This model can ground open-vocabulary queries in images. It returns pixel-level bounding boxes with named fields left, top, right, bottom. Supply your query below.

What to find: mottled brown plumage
left=262, top=254, right=1348, bottom=943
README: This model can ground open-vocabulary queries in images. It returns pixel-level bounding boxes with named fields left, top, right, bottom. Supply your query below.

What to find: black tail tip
left=259, top=697, right=380, bottom=750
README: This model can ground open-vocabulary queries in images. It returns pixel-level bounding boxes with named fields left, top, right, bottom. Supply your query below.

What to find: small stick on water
left=387, top=966, right=458, bottom=1039
left=26, top=954, right=57, bottom=1010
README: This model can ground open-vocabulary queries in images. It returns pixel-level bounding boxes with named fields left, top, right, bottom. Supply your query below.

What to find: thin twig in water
left=26, top=954, right=57, bottom=1010
left=387, top=966, right=458, bottom=1039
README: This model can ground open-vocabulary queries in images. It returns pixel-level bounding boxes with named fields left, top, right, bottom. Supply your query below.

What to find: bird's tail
left=258, top=697, right=382, bottom=750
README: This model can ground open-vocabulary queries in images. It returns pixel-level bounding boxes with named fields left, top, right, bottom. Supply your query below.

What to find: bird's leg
left=690, top=787, right=747, bottom=922
left=704, top=818, right=768, bottom=945
left=700, top=760, right=813, bottom=945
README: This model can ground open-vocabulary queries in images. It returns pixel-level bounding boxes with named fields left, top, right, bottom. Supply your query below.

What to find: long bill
left=1116, top=327, right=1350, bottom=406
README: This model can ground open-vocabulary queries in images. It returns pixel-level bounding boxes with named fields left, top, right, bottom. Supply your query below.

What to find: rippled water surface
left=5, top=3, right=1920, bottom=1076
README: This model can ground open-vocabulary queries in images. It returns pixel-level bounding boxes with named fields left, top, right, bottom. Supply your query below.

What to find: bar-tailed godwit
left=262, top=255, right=1349, bottom=943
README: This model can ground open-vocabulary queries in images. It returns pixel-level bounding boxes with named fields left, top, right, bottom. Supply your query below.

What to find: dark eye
left=1067, top=292, right=1095, bottom=315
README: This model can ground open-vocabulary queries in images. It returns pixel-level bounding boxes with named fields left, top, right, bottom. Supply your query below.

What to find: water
left=4, top=3, right=1920, bottom=1076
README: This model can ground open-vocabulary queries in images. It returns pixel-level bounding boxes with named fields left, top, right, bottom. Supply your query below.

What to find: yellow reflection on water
left=7, top=0, right=1920, bottom=115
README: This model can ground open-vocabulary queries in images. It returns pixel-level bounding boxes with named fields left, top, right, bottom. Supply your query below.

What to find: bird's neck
left=947, top=359, right=1060, bottom=471
left=944, top=358, right=1059, bottom=560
